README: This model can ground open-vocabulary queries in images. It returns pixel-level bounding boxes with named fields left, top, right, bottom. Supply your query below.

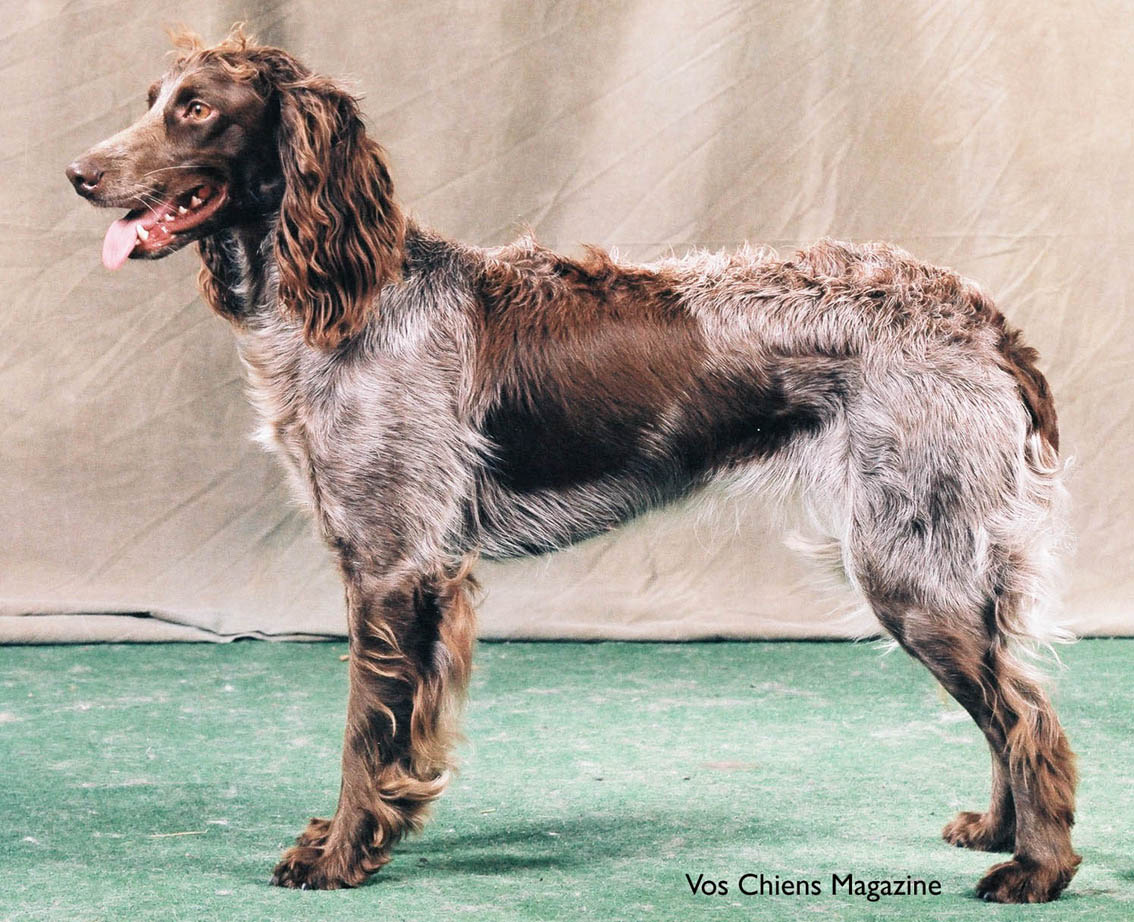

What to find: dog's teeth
left=164, top=214, right=173, bottom=222
left=136, top=225, right=149, bottom=241
left=190, top=195, right=202, bottom=208
left=178, top=205, right=188, bottom=214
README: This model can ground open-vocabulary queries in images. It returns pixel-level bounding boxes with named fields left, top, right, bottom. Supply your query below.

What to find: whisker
left=133, top=190, right=171, bottom=212
left=139, top=164, right=211, bottom=180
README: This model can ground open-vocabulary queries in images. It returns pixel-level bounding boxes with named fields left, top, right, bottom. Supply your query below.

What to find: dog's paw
left=270, top=844, right=366, bottom=890
left=942, top=811, right=1013, bottom=852
left=294, top=816, right=332, bottom=848
left=975, top=855, right=1080, bottom=903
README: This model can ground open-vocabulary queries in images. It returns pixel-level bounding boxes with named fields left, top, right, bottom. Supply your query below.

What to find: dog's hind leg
left=854, top=471, right=1079, bottom=904
left=844, top=355, right=1078, bottom=901
left=867, top=593, right=1079, bottom=903
left=270, top=560, right=476, bottom=889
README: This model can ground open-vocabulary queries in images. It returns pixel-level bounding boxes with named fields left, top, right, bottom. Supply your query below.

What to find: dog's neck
left=196, top=218, right=280, bottom=323
left=198, top=215, right=419, bottom=339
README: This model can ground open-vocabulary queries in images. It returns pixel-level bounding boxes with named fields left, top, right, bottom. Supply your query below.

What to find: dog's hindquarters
left=839, top=350, right=1078, bottom=902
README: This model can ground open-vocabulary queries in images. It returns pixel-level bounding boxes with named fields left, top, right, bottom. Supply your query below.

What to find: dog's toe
left=271, top=838, right=381, bottom=890
left=975, top=855, right=1080, bottom=903
left=271, top=845, right=343, bottom=890
left=942, top=811, right=1013, bottom=852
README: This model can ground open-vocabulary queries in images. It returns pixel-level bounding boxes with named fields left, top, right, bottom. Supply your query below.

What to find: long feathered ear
left=274, top=74, right=405, bottom=349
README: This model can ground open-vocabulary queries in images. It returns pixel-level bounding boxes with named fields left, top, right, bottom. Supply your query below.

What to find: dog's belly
left=473, top=461, right=702, bottom=559
left=472, top=354, right=844, bottom=558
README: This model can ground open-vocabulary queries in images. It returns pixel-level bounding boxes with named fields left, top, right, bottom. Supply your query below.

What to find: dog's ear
left=274, top=73, right=405, bottom=349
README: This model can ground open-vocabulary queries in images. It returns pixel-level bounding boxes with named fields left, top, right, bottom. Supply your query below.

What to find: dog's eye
left=185, top=101, right=213, bottom=120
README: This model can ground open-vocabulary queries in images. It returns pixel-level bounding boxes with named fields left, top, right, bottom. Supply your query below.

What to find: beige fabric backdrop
left=2, top=0, right=1131, bottom=641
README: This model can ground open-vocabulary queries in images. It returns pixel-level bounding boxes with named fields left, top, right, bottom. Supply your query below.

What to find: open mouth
left=102, top=183, right=228, bottom=270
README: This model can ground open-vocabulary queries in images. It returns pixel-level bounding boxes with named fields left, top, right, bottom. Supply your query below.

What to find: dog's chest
left=236, top=328, right=356, bottom=517
left=240, top=349, right=317, bottom=509
left=235, top=325, right=458, bottom=551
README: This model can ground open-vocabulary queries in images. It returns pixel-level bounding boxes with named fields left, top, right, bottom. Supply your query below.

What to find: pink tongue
left=102, top=215, right=144, bottom=270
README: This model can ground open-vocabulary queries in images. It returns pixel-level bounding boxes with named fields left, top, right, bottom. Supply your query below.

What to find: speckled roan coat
left=65, top=30, right=1079, bottom=902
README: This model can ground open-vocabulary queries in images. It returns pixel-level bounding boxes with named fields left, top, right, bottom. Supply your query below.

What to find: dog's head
left=65, top=26, right=404, bottom=348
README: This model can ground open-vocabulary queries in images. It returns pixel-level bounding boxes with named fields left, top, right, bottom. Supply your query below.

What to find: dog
left=65, top=27, right=1079, bottom=901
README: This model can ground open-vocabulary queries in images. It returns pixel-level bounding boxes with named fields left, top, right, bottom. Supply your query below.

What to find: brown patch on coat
left=471, top=240, right=844, bottom=498
left=473, top=242, right=699, bottom=490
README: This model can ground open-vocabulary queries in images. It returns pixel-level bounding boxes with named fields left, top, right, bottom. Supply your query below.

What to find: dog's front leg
left=271, top=561, right=476, bottom=889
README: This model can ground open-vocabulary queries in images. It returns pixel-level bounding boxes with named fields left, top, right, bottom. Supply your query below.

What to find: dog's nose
left=66, top=159, right=103, bottom=196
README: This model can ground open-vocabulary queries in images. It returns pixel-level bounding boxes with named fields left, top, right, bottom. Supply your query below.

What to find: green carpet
left=0, top=640, right=1130, bottom=921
